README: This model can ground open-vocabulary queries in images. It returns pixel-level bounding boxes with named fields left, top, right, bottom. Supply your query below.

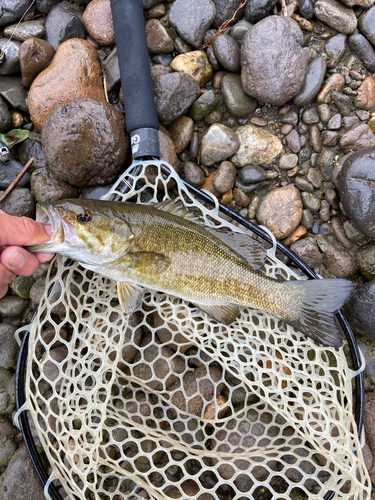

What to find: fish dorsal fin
left=192, top=302, right=240, bottom=325
left=117, top=282, right=143, bottom=314
left=206, top=228, right=267, bottom=271
left=128, top=251, right=170, bottom=274
left=154, top=199, right=205, bottom=224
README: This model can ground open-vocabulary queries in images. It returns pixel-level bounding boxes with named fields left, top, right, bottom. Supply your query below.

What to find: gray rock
left=342, top=115, right=359, bottom=129
left=212, top=161, right=237, bottom=193
left=17, top=131, right=47, bottom=169
left=348, top=34, right=375, bottom=73
left=230, top=19, right=253, bottom=43
left=154, top=73, right=200, bottom=125
left=290, top=238, right=323, bottom=268
left=322, top=130, right=339, bottom=146
left=189, top=90, right=218, bottom=121
left=339, top=123, right=375, bottom=153
left=30, top=167, right=78, bottom=203
left=183, top=161, right=206, bottom=186
left=317, top=149, right=335, bottom=181
left=212, top=0, right=245, bottom=28
left=295, top=176, right=314, bottom=192
left=298, top=0, right=315, bottom=19
left=302, top=108, right=320, bottom=124
left=357, top=243, right=375, bottom=280
left=0, top=296, right=28, bottom=317
left=221, top=73, right=258, bottom=118
left=0, top=435, right=17, bottom=468
left=315, top=234, right=357, bottom=278
left=152, top=54, right=173, bottom=66
left=0, top=444, right=46, bottom=500
left=325, top=33, right=347, bottom=62
left=318, top=104, right=331, bottom=123
left=145, top=19, right=174, bottom=54
left=332, top=92, right=352, bottom=116
left=0, top=368, right=14, bottom=415
left=327, top=113, right=342, bottom=130
left=294, top=57, right=327, bottom=107
left=42, top=98, right=129, bottom=187
left=213, top=34, right=240, bottom=72
left=0, top=96, right=11, bottom=133
left=103, top=48, right=120, bottom=92
left=279, top=153, right=298, bottom=170
left=245, top=0, right=278, bottom=23
left=169, top=116, right=194, bottom=154
left=240, top=165, right=267, bottom=184
left=359, top=6, right=375, bottom=46
left=0, top=0, right=34, bottom=26
left=0, top=39, right=22, bottom=76
left=0, top=323, right=18, bottom=370
left=281, top=110, right=299, bottom=126
left=0, top=160, right=30, bottom=190
left=301, top=191, right=320, bottom=211
left=0, top=188, right=35, bottom=217
left=45, top=0, right=85, bottom=50
left=286, top=130, right=301, bottom=154
left=345, top=280, right=375, bottom=339
left=36, top=0, right=59, bottom=14
left=4, top=20, right=46, bottom=42
left=241, top=16, right=308, bottom=105
left=339, top=149, right=375, bottom=240
left=169, top=0, right=216, bottom=48
left=314, top=0, right=357, bottom=34
left=0, top=76, right=28, bottom=113
left=200, top=123, right=240, bottom=166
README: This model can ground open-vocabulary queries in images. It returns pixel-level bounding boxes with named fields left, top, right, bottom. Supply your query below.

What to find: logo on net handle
left=131, top=134, right=140, bottom=154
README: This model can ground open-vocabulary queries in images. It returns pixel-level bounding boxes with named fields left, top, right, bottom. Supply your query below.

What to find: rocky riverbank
left=1, top=0, right=375, bottom=497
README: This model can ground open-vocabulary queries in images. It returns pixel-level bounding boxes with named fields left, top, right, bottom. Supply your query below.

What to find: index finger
left=0, top=211, right=51, bottom=247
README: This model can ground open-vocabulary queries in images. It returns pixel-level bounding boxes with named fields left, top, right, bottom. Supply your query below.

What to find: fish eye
left=77, top=212, right=92, bottom=223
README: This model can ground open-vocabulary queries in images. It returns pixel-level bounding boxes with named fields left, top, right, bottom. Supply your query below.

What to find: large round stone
left=339, top=147, right=375, bottom=239
left=42, top=98, right=128, bottom=187
left=345, top=280, right=375, bottom=339
left=257, top=186, right=303, bottom=239
left=241, top=16, right=308, bottom=105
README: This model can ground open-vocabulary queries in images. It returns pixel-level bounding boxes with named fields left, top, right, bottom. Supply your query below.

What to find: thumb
left=0, top=210, right=51, bottom=247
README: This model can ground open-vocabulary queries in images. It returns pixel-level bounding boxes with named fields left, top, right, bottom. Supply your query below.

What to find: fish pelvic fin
left=117, top=282, right=143, bottom=314
left=286, top=279, right=355, bottom=347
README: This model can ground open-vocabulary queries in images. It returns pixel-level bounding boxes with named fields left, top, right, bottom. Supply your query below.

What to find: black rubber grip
left=110, top=0, right=159, bottom=134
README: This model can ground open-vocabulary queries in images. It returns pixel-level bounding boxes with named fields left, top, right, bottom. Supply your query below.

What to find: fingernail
left=8, top=250, right=27, bottom=269
left=43, top=223, right=52, bottom=237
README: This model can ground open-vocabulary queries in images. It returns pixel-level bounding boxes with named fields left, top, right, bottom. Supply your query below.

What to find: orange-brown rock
left=200, top=171, right=220, bottom=197
left=19, top=37, right=55, bottom=87
left=28, top=38, right=105, bottom=131
left=281, top=225, right=307, bottom=246
left=82, top=0, right=115, bottom=46
left=354, top=76, right=375, bottom=110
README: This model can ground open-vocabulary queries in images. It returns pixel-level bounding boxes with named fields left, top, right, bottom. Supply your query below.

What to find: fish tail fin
left=286, top=279, right=355, bottom=347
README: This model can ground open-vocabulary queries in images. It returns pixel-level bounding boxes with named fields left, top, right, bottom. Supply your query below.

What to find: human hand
left=0, top=210, right=52, bottom=299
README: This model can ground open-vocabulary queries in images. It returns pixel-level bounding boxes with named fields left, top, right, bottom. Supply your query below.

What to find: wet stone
left=0, top=0, right=34, bottom=26
left=307, top=167, right=323, bottom=188
left=357, top=243, right=375, bottom=280
left=18, top=131, right=47, bottom=169
left=317, top=73, right=345, bottom=103
left=9, top=275, right=34, bottom=300
left=332, top=91, right=352, bottom=116
left=42, top=98, right=128, bottom=187
left=213, top=34, right=240, bottom=72
left=169, top=116, right=194, bottom=154
left=0, top=159, right=30, bottom=189
left=170, top=51, right=212, bottom=86
left=19, top=37, right=55, bottom=88
left=358, top=6, right=375, bottom=46
left=189, top=90, right=218, bottom=121
left=339, top=147, right=375, bottom=239
left=0, top=96, right=11, bottom=133
left=325, top=34, right=347, bottom=62
left=4, top=20, right=45, bottom=42
left=213, top=0, right=245, bottom=28
left=315, top=234, right=357, bottom=278
left=240, top=165, right=267, bottom=184
left=339, top=123, right=375, bottom=153
left=257, top=186, right=303, bottom=239
left=174, top=36, right=193, bottom=54
left=309, top=125, right=322, bottom=153
left=301, top=192, right=320, bottom=211
left=204, top=109, right=223, bottom=125
left=286, top=130, right=301, bottom=153
left=82, top=0, right=115, bottom=46
left=30, top=167, right=78, bottom=203
left=322, top=130, right=339, bottom=146
left=230, top=19, right=253, bottom=43
left=153, top=72, right=200, bottom=124
left=212, top=161, right=237, bottom=193
left=221, top=73, right=258, bottom=118
left=348, top=34, right=375, bottom=73
left=345, top=280, right=375, bottom=339
left=343, top=115, right=359, bottom=129
left=279, top=153, right=298, bottom=170
left=295, top=176, right=314, bottom=192
left=317, top=149, right=335, bottom=181
left=36, top=0, right=59, bottom=14
left=314, top=0, right=357, bottom=34
left=0, top=188, right=35, bottom=218
left=0, top=323, right=18, bottom=370
left=0, top=39, right=21, bottom=76
left=241, top=16, right=308, bottom=106
left=354, top=76, right=375, bottom=111
left=356, top=109, right=370, bottom=121
left=327, top=113, right=342, bottom=130
left=200, top=123, right=240, bottom=166
left=146, top=19, right=174, bottom=53
left=45, top=0, right=86, bottom=50
left=281, top=110, right=298, bottom=126
left=281, top=124, right=293, bottom=135
left=245, top=0, right=278, bottom=23
left=298, top=0, right=315, bottom=18
left=318, top=104, right=331, bottom=123
left=168, top=0, right=216, bottom=48
left=294, top=57, right=327, bottom=107
left=302, top=108, right=319, bottom=124
left=0, top=296, right=28, bottom=318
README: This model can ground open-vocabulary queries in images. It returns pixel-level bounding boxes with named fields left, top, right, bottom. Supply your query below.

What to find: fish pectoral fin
left=192, top=302, right=240, bottom=325
left=128, top=252, right=170, bottom=274
left=206, top=227, right=267, bottom=271
left=117, top=282, right=143, bottom=314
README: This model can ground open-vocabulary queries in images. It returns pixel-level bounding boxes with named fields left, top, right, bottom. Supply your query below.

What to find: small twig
left=201, top=0, right=249, bottom=50
left=0, top=157, right=34, bottom=204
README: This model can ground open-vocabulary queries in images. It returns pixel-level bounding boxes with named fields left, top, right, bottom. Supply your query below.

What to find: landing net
left=15, top=162, right=370, bottom=499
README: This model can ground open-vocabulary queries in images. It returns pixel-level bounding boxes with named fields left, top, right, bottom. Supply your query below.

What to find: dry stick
left=0, top=157, right=35, bottom=204
left=201, top=0, right=249, bottom=50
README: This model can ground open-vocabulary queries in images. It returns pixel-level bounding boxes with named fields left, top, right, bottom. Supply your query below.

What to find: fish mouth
left=27, top=204, right=65, bottom=252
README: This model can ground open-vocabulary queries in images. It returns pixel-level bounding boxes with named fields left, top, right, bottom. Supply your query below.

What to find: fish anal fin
left=128, top=251, right=170, bottom=274
left=192, top=302, right=240, bottom=325
left=117, top=282, right=143, bottom=314
left=207, top=228, right=267, bottom=271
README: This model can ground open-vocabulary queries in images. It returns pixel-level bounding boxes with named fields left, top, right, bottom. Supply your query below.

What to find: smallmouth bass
left=28, top=198, right=355, bottom=347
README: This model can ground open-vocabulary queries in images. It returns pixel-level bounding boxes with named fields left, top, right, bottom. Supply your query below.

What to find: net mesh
left=15, top=162, right=371, bottom=500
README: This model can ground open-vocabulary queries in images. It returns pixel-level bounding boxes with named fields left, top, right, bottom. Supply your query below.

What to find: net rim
left=14, top=164, right=364, bottom=500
